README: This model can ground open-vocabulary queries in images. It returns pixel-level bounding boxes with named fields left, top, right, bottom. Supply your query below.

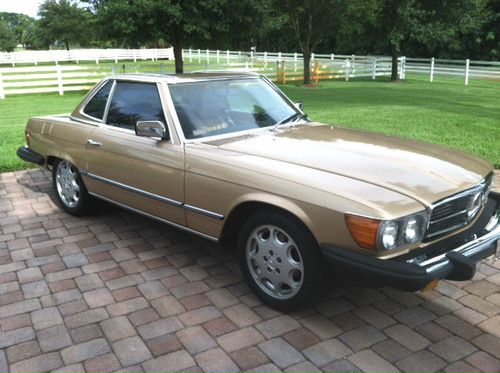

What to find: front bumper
left=321, top=197, right=500, bottom=291
left=17, top=146, right=45, bottom=165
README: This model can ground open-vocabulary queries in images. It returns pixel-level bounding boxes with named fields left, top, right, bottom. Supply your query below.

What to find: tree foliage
left=0, top=20, right=17, bottom=52
left=36, top=0, right=92, bottom=50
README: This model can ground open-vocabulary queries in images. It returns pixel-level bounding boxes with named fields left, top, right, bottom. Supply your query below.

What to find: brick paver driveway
left=1, top=169, right=499, bottom=372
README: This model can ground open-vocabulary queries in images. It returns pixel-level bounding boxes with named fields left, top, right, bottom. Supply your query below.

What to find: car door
left=84, top=80, right=186, bottom=226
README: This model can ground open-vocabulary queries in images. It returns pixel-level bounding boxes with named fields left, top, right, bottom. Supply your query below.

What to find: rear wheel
left=52, top=159, right=92, bottom=216
left=238, top=210, right=323, bottom=310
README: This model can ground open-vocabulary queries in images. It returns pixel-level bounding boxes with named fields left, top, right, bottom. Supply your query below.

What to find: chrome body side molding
left=88, top=191, right=219, bottom=242
left=81, top=170, right=224, bottom=220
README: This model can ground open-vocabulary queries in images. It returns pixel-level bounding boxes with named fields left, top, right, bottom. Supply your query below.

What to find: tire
left=238, top=210, right=324, bottom=310
left=52, top=159, right=92, bottom=216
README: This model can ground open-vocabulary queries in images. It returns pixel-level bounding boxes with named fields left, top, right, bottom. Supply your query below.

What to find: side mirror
left=294, top=101, right=303, bottom=110
left=135, top=121, right=168, bottom=140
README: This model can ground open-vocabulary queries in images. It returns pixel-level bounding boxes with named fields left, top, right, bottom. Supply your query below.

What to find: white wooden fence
left=0, top=48, right=174, bottom=66
left=184, top=49, right=500, bottom=85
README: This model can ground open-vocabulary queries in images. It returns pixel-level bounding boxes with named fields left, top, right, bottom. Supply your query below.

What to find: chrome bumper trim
left=414, top=216, right=500, bottom=274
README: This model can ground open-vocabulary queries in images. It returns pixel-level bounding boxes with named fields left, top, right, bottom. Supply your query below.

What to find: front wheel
left=52, top=159, right=92, bottom=216
left=238, top=210, right=324, bottom=310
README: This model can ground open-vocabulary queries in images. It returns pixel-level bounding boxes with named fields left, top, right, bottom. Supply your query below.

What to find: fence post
left=399, top=57, right=405, bottom=80
left=226, top=50, right=230, bottom=64
left=56, top=65, right=63, bottom=96
left=372, top=59, right=377, bottom=80
left=0, top=72, right=5, bottom=99
left=206, top=49, right=209, bottom=63
left=11, top=54, right=15, bottom=67
left=465, top=58, right=470, bottom=85
left=189, top=48, right=192, bottom=62
left=430, top=57, right=435, bottom=82
left=264, top=51, right=267, bottom=63
left=278, top=52, right=281, bottom=61
left=345, top=59, right=350, bottom=81
left=133, top=50, right=137, bottom=62
left=311, top=53, right=314, bottom=61
left=217, top=49, right=220, bottom=64
left=112, top=65, right=117, bottom=75
left=331, top=54, right=334, bottom=61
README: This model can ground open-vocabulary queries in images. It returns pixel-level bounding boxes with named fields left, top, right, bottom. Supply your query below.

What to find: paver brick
left=348, top=349, right=399, bottom=372
left=170, top=281, right=210, bottom=298
left=137, top=280, right=169, bottom=300
left=230, top=346, right=269, bottom=371
left=17, top=267, right=43, bottom=284
left=84, top=353, right=121, bottom=372
left=384, top=324, right=431, bottom=351
left=37, top=324, right=73, bottom=352
left=61, top=338, right=111, bottom=364
left=339, top=325, right=387, bottom=351
left=146, top=334, right=183, bottom=357
left=465, top=351, right=500, bottom=372
left=100, top=316, right=136, bottom=341
left=177, top=326, right=217, bottom=354
left=150, top=295, right=185, bottom=317
left=303, top=339, right=353, bottom=366
left=322, top=358, right=361, bottom=372
left=178, top=305, right=222, bottom=326
left=6, top=340, right=41, bottom=363
left=471, top=334, right=500, bottom=359
left=217, top=327, right=265, bottom=353
left=300, top=314, right=342, bottom=339
left=10, top=351, right=63, bottom=373
left=258, top=337, right=304, bottom=368
left=113, top=336, right=152, bottom=367
left=107, top=296, right=148, bottom=316
left=477, top=315, right=500, bottom=338
left=372, top=339, right=411, bottom=362
left=223, top=303, right=262, bottom=328
left=137, top=317, right=183, bottom=340
left=283, top=327, right=321, bottom=350
left=429, top=335, right=477, bottom=362
left=0, top=326, right=35, bottom=348
left=75, top=273, right=105, bottom=291
left=195, top=347, right=239, bottom=372
left=83, top=287, right=114, bottom=308
left=396, top=350, right=447, bottom=372
left=459, top=294, right=498, bottom=317
left=70, top=324, right=103, bottom=344
left=142, top=349, right=195, bottom=372
left=64, top=308, right=109, bottom=329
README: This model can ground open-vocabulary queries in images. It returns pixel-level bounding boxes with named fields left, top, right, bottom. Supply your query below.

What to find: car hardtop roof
left=107, top=71, right=260, bottom=84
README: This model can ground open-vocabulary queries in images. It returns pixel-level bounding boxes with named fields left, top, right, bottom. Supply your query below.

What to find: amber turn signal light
left=345, top=214, right=381, bottom=250
left=25, top=129, right=31, bottom=146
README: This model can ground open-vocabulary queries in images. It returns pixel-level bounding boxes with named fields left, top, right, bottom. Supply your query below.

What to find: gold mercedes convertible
left=17, top=72, right=499, bottom=309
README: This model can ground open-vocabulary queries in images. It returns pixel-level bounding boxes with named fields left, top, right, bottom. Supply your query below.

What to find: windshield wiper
left=271, top=112, right=307, bottom=131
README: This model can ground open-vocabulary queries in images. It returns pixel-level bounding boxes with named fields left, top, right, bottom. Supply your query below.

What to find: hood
left=216, top=123, right=492, bottom=205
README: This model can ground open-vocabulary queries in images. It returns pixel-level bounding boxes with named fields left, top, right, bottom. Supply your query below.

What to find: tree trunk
left=64, top=41, right=70, bottom=51
left=172, top=34, right=183, bottom=74
left=303, top=51, right=311, bottom=85
left=391, top=45, right=398, bottom=81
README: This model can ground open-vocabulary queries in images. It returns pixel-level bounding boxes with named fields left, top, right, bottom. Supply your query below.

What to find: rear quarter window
left=83, top=80, right=113, bottom=120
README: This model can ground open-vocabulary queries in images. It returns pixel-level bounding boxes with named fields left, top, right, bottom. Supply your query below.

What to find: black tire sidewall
left=237, top=210, right=323, bottom=311
left=52, top=159, right=90, bottom=216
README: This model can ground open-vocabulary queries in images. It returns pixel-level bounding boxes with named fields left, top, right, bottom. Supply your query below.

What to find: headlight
left=346, top=211, right=428, bottom=251
left=380, top=221, right=398, bottom=249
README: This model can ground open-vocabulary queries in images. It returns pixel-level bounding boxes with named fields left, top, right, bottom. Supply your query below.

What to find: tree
left=94, top=0, right=226, bottom=73
left=0, top=12, right=36, bottom=48
left=278, top=0, right=338, bottom=85
left=0, top=20, right=17, bottom=52
left=37, top=0, right=91, bottom=50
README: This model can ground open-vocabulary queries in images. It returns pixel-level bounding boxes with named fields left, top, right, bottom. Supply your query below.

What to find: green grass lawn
left=0, top=75, right=498, bottom=173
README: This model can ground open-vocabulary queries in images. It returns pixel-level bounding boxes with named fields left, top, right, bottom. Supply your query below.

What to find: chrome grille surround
left=425, top=173, right=493, bottom=241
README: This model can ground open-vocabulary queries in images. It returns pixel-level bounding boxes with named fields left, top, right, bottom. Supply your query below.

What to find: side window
left=82, top=80, right=113, bottom=120
left=106, top=82, right=165, bottom=131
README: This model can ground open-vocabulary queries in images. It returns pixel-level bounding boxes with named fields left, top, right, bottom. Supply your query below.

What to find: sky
left=0, top=0, right=44, bottom=18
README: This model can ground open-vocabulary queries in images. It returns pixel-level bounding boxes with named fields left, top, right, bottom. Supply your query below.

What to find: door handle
left=87, top=139, right=102, bottom=147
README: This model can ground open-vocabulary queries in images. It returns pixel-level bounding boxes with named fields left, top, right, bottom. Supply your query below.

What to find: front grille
left=425, top=174, right=493, bottom=241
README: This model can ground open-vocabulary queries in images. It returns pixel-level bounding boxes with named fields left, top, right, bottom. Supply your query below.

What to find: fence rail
left=184, top=49, right=500, bottom=85
left=0, top=48, right=498, bottom=99
left=0, top=48, right=174, bottom=66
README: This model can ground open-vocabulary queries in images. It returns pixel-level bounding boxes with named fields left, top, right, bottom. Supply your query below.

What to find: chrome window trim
left=88, top=191, right=219, bottom=242
left=81, top=170, right=224, bottom=220
left=79, top=79, right=114, bottom=123
left=166, top=75, right=304, bottom=144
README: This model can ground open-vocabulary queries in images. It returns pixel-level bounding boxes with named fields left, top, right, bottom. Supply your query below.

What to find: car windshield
left=168, top=77, right=298, bottom=139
